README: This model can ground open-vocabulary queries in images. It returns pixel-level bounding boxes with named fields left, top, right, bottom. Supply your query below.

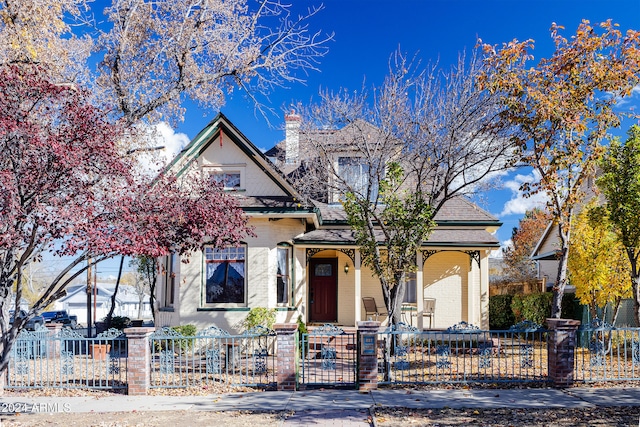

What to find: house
left=54, top=283, right=152, bottom=324
left=154, top=113, right=501, bottom=331
left=530, top=175, right=600, bottom=289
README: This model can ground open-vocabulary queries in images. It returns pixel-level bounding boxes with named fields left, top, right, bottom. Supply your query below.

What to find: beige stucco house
left=154, top=113, right=501, bottom=332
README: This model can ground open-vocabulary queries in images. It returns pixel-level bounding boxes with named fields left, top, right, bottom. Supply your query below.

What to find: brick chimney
left=285, top=112, right=301, bottom=164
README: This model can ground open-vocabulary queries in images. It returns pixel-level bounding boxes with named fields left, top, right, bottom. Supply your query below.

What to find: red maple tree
left=0, top=64, right=250, bottom=373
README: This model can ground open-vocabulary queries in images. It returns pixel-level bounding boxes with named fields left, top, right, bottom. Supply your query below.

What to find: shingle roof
left=313, top=197, right=499, bottom=225
left=294, top=227, right=499, bottom=247
left=432, top=197, right=498, bottom=223
left=232, top=194, right=303, bottom=209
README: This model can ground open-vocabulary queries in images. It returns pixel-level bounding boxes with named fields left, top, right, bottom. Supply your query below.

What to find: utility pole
left=86, top=258, right=92, bottom=338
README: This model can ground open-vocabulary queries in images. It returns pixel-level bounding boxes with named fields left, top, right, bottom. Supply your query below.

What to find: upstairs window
left=210, top=171, right=241, bottom=190
left=338, top=157, right=378, bottom=201
left=204, top=245, right=246, bottom=305
left=207, top=165, right=245, bottom=190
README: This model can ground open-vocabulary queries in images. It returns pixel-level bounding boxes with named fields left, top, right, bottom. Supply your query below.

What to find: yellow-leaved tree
left=568, top=201, right=631, bottom=323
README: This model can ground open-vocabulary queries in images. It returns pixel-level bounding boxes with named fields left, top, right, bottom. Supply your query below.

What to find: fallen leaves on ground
left=374, top=406, right=640, bottom=426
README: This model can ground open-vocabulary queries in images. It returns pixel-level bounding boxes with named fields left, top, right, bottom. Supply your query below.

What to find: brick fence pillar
left=357, top=321, right=381, bottom=392
left=45, top=322, right=62, bottom=356
left=546, top=318, right=580, bottom=388
left=124, top=327, right=154, bottom=395
left=274, top=323, right=298, bottom=391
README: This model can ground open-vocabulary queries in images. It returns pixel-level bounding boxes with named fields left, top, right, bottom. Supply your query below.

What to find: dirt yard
left=1, top=406, right=640, bottom=426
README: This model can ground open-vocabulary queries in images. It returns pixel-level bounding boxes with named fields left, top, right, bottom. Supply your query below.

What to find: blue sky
left=168, top=0, right=640, bottom=252
left=43, top=0, right=640, bottom=280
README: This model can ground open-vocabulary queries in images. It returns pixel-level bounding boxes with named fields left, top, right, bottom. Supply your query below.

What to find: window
left=163, top=253, right=176, bottom=307
left=338, top=157, right=378, bottom=200
left=206, top=165, right=245, bottom=190
left=276, top=246, right=291, bottom=305
left=210, top=171, right=241, bottom=190
left=403, top=272, right=417, bottom=304
left=314, top=263, right=333, bottom=277
left=204, top=246, right=246, bottom=304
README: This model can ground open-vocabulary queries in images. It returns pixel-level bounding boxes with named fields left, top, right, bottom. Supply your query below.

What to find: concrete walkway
left=1, top=387, right=640, bottom=426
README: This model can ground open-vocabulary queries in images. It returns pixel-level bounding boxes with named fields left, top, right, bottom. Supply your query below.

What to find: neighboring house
left=530, top=175, right=600, bottom=289
left=10, top=296, right=29, bottom=312
left=54, top=283, right=152, bottom=324
left=154, top=113, right=501, bottom=331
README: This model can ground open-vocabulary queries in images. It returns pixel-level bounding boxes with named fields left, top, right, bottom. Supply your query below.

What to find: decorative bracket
left=421, top=250, right=439, bottom=265
left=306, top=248, right=355, bottom=264
left=465, top=250, right=480, bottom=269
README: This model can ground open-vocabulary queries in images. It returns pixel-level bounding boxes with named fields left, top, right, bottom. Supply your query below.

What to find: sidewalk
left=2, top=387, right=640, bottom=412
left=1, top=387, right=640, bottom=425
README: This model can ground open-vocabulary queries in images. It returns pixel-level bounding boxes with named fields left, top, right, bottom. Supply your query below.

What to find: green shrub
left=561, top=293, right=580, bottom=320
left=154, top=324, right=197, bottom=354
left=172, top=324, right=197, bottom=337
left=511, top=292, right=553, bottom=326
left=104, top=316, right=130, bottom=330
left=242, top=307, right=276, bottom=331
left=489, top=294, right=515, bottom=330
left=296, top=315, right=308, bottom=354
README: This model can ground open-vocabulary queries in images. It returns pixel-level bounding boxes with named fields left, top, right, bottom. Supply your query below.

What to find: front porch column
left=354, top=249, right=362, bottom=322
left=416, top=250, right=424, bottom=330
left=468, top=253, right=479, bottom=327
left=479, top=251, right=490, bottom=329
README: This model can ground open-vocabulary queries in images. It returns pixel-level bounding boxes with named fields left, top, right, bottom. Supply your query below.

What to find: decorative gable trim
left=164, top=113, right=301, bottom=199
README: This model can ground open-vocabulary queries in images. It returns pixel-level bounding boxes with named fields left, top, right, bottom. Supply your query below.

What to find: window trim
left=162, top=253, right=176, bottom=308
left=202, top=244, right=248, bottom=308
left=276, top=243, right=293, bottom=306
left=206, top=165, right=246, bottom=191
left=403, top=271, right=417, bottom=304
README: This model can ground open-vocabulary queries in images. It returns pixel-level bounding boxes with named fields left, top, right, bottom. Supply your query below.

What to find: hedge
left=490, top=292, right=581, bottom=330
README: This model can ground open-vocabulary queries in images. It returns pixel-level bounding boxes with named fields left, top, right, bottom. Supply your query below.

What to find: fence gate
left=298, top=324, right=357, bottom=389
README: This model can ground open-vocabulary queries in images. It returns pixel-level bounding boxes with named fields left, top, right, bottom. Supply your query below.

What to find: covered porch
left=297, top=243, right=490, bottom=330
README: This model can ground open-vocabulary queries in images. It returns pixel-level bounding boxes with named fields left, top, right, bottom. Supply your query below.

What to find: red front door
left=309, top=258, right=338, bottom=322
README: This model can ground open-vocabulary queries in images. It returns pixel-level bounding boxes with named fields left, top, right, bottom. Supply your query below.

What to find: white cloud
left=611, top=83, right=640, bottom=107
left=489, top=238, right=513, bottom=259
left=155, top=122, right=190, bottom=165
left=133, top=122, right=190, bottom=174
left=499, top=170, right=548, bottom=216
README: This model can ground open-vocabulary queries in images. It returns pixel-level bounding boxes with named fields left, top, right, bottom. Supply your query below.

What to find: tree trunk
left=384, top=274, right=406, bottom=326
left=137, top=294, right=144, bottom=319
left=551, top=217, right=572, bottom=318
left=551, top=243, right=569, bottom=318
left=106, top=256, right=125, bottom=328
left=630, top=258, right=640, bottom=327
left=611, top=296, right=623, bottom=326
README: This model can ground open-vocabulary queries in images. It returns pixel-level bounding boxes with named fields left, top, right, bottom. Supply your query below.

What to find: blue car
left=40, top=310, right=77, bottom=328
left=9, top=310, right=45, bottom=331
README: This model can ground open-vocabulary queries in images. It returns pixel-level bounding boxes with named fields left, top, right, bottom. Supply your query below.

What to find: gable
left=531, top=221, right=559, bottom=260
left=167, top=113, right=299, bottom=199
left=197, top=132, right=287, bottom=197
